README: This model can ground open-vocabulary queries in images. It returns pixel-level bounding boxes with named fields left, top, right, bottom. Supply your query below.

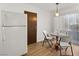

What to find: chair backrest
left=59, top=30, right=70, bottom=42
left=43, top=30, right=48, bottom=39
left=60, top=35, right=70, bottom=42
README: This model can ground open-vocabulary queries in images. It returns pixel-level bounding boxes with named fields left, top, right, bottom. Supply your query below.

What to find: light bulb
left=56, top=12, right=59, bottom=16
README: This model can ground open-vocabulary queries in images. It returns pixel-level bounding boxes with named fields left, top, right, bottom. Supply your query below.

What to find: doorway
left=24, top=11, right=37, bottom=45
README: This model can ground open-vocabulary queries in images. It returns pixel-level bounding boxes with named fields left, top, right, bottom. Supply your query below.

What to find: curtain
left=54, top=14, right=79, bottom=44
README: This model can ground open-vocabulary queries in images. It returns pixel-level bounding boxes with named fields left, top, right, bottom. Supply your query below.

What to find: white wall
left=0, top=3, right=51, bottom=55
left=37, top=10, right=51, bottom=41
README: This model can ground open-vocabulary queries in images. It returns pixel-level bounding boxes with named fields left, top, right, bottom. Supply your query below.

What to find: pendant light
left=55, top=3, right=59, bottom=16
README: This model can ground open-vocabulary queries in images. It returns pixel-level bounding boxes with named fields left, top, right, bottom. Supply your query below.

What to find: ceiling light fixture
left=55, top=3, right=59, bottom=16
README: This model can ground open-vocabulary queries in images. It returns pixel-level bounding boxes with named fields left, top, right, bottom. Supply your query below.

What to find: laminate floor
left=27, top=41, right=79, bottom=56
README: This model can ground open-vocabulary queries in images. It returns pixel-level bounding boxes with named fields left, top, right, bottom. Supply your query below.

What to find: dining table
left=50, top=33, right=69, bottom=50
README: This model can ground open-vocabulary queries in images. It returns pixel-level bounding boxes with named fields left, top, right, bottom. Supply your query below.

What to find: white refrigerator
left=0, top=11, right=27, bottom=56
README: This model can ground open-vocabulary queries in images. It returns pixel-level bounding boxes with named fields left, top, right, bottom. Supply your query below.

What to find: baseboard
left=21, top=53, right=27, bottom=56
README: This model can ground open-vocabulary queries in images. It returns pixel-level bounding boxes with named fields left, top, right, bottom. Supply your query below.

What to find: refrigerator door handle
left=2, top=25, right=26, bottom=27
left=1, top=26, right=5, bottom=42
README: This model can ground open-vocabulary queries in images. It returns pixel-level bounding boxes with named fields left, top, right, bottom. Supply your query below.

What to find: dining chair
left=42, top=30, right=53, bottom=48
left=58, top=35, right=74, bottom=56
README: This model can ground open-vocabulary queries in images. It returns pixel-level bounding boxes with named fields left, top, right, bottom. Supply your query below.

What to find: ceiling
left=27, top=3, right=79, bottom=11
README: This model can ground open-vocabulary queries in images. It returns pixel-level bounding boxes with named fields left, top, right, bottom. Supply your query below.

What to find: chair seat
left=46, top=36, right=53, bottom=39
left=60, top=42, right=70, bottom=47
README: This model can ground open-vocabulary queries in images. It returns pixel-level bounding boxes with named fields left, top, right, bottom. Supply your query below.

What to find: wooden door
left=24, top=11, right=37, bottom=45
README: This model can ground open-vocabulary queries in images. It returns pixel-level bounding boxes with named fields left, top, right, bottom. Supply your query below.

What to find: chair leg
left=70, top=45, right=74, bottom=56
left=50, top=40, right=53, bottom=45
left=42, top=39, right=45, bottom=47
left=65, top=47, right=68, bottom=55
left=46, top=39, right=52, bottom=48
left=60, top=46, right=62, bottom=56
